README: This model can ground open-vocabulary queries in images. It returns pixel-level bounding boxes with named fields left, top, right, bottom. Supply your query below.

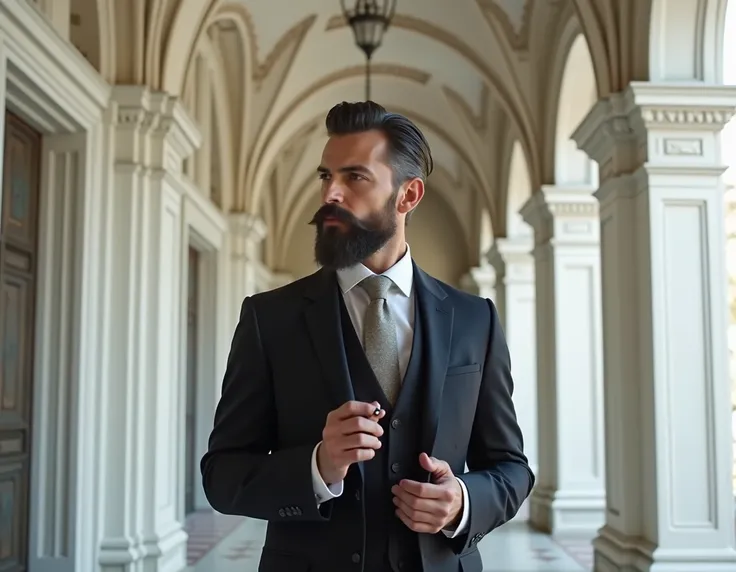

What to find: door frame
left=180, top=179, right=228, bottom=515
left=0, top=3, right=109, bottom=572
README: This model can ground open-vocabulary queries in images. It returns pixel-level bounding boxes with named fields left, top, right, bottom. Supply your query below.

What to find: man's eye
left=349, top=173, right=364, bottom=180
left=318, top=173, right=330, bottom=180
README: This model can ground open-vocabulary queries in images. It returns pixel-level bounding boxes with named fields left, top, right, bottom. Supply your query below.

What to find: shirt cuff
left=442, top=476, right=470, bottom=538
left=311, top=441, right=344, bottom=506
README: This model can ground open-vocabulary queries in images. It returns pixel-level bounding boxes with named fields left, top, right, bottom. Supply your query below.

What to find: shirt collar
left=336, top=244, right=413, bottom=297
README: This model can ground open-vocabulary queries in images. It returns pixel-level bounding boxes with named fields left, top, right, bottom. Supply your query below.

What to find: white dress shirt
left=309, top=244, right=470, bottom=537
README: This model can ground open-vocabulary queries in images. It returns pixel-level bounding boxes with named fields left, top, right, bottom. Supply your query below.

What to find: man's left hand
left=391, top=452, right=463, bottom=533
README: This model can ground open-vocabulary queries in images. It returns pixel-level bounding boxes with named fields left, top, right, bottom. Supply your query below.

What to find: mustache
left=309, top=204, right=362, bottom=227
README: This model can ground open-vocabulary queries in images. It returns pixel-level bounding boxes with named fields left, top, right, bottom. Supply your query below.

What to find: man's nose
left=323, top=182, right=344, bottom=204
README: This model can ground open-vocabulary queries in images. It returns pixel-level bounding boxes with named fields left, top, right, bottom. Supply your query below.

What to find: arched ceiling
left=56, top=0, right=729, bottom=247
left=233, top=0, right=545, bottom=237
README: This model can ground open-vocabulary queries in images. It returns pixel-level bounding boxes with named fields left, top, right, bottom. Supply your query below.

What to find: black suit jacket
left=201, top=264, right=535, bottom=572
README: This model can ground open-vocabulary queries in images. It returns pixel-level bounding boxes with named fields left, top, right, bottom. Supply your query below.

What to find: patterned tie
left=360, top=275, right=402, bottom=405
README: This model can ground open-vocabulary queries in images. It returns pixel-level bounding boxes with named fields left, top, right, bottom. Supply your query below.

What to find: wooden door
left=184, top=247, right=200, bottom=515
left=0, top=112, right=42, bottom=572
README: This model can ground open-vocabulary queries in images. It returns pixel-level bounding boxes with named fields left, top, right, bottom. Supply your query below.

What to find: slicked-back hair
left=324, top=101, right=434, bottom=193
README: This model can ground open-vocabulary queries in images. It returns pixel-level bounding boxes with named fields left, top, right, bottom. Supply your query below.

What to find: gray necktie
left=360, top=275, right=401, bottom=405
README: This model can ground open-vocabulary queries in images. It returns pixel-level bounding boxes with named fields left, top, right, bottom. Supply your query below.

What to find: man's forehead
left=321, top=130, right=388, bottom=166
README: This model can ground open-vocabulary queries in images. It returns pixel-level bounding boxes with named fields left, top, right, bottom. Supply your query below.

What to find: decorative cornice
left=229, top=212, right=267, bottom=243
left=520, top=185, right=598, bottom=245
left=487, top=236, right=533, bottom=274
left=111, top=85, right=202, bottom=165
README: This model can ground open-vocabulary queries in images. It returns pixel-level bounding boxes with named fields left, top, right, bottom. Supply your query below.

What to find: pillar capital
left=228, top=212, right=267, bottom=245
left=460, top=263, right=496, bottom=298
left=111, top=85, right=201, bottom=170
left=573, top=83, right=736, bottom=194
left=486, top=236, right=533, bottom=283
left=520, top=185, right=598, bottom=246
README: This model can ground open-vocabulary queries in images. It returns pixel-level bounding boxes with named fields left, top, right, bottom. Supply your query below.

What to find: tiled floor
left=185, top=510, right=594, bottom=571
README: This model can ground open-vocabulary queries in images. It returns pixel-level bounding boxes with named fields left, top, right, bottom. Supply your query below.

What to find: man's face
left=310, top=130, right=399, bottom=269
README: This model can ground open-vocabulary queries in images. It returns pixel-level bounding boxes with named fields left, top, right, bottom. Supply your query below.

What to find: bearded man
left=201, top=101, right=534, bottom=572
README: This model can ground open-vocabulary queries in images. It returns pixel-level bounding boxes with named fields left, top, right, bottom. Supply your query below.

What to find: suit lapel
left=303, top=269, right=355, bottom=408
left=413, top=264, right=454, bottom=460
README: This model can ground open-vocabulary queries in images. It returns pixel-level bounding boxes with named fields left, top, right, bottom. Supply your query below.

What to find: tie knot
left=360, top=275, right=393, bottom=301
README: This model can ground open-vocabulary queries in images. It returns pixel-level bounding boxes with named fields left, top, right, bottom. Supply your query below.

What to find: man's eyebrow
left=317, top=165, right=373, bottom=175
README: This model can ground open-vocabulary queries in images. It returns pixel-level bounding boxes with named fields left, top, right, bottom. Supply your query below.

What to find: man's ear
left=397, top=177, right=424, bottom=216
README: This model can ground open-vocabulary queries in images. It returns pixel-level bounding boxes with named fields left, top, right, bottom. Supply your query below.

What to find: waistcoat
left=339, top=292, right=427, bottom=572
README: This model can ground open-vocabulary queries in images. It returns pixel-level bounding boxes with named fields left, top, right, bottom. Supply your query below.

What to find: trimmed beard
left=309, top=193, right=398, bottom=270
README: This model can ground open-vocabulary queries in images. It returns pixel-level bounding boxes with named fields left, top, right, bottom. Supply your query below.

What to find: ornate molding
left=487, top=236, right=534, bottom=276
left=520, top=186, right=598, bottom=245
left=229, top=212, right=267, bottom=247
left=111, top=86, right=202, bottom=167
left=476, top=0, right=534, bottom=52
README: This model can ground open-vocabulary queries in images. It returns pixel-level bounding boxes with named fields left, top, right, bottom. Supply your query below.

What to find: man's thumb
left=419, top=452, right=444, bottom=474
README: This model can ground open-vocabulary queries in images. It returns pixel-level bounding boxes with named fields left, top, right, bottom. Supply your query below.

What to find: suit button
left=284, top=507, right=293, bottom=516
left=294, top=506, right=302, bottom=516
left=391, top=462, right=401, bottom=473
left=354, top=489, right=361, bottom=501
left=278, top=509, right=285, bottom=517
left=351, top=552, right=361, bottom=563
left=391, top=418, right=401, bottom=429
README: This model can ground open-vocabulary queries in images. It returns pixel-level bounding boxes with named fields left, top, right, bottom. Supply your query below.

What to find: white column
left=460, top=263, right=496, bottom=300
left=520, top=186, right=606, bottom=534
left=228, top=212, right=266, bottom=300
left=488, top=237, right=537, bottom=520
left=574, top=82, right=736, bottom=571
left=98, top=86, right=201, bottom=572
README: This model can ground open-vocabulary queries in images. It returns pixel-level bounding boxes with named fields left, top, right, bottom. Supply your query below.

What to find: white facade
left=0, top=0, right=735, bottom=571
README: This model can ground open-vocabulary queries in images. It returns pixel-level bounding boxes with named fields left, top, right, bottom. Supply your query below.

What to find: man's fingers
left=394, top=505, right=443, bottom=534
left=394, top=480, right=449, bottom=500
left=340, top=447, right=376, bottom=464
left=333, top=400, right=383, bottom=420
left=341, top=415, right=384, bottom=437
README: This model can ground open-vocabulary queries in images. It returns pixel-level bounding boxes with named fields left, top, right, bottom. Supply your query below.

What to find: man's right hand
left=317, top=400, right=385, bottom=485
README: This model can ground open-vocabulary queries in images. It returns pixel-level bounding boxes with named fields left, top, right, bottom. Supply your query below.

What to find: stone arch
left=180, top=4, right=253, bottom=213
left=506, top=140, right=533, bottom=239
left=160, top=0, right=224, bottom=96
left=69, top=0, right=113, bottom=79
left=648, top=0, right=729, bottom=83
left=541, top=13, right=598, bottom=185
left=553, top=34, right=598, bottom=186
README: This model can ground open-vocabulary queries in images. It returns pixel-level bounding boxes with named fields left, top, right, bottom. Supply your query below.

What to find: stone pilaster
left=487, top=237, right=537, bottom=520
left=520, top=185, right=606, bottom=534
left=98, top=86, right=201, bottom=572
left=228, top=211, right=267, bottom=301
left=574, top=82, right=736, bottom=572
left=460, top=263, right=496, bottom=300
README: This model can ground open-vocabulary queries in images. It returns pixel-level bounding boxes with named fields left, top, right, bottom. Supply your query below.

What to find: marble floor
left=184, top=510, right=594, bottom=571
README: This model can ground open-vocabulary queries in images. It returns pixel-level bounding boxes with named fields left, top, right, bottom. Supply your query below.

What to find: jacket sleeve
left=200, top=297, right=332, bottom=522
left=454, top=298, right=535, bottom=553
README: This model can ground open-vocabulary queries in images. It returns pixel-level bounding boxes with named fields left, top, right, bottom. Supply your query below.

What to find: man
left=201, top=101, right=534, bottom=572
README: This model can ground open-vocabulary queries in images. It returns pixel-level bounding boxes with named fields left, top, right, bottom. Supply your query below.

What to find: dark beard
left=309, top=198, right=397, bottom=270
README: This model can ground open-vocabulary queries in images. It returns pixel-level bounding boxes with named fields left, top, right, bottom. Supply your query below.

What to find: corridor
left=1, top=0, right=735, bottom=570
left=183, top=511, right=594, bottom=572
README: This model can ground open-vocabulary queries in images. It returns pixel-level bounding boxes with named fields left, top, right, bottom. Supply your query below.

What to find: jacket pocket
left=446, top=363, right=481, bottom=376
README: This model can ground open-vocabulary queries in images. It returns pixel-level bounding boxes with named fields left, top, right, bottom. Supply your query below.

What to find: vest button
left=391, top=462, right=401, bottom=473
left=391, top=418, right=401, bottom=429
left=351, top=552, right=361, bottom=563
